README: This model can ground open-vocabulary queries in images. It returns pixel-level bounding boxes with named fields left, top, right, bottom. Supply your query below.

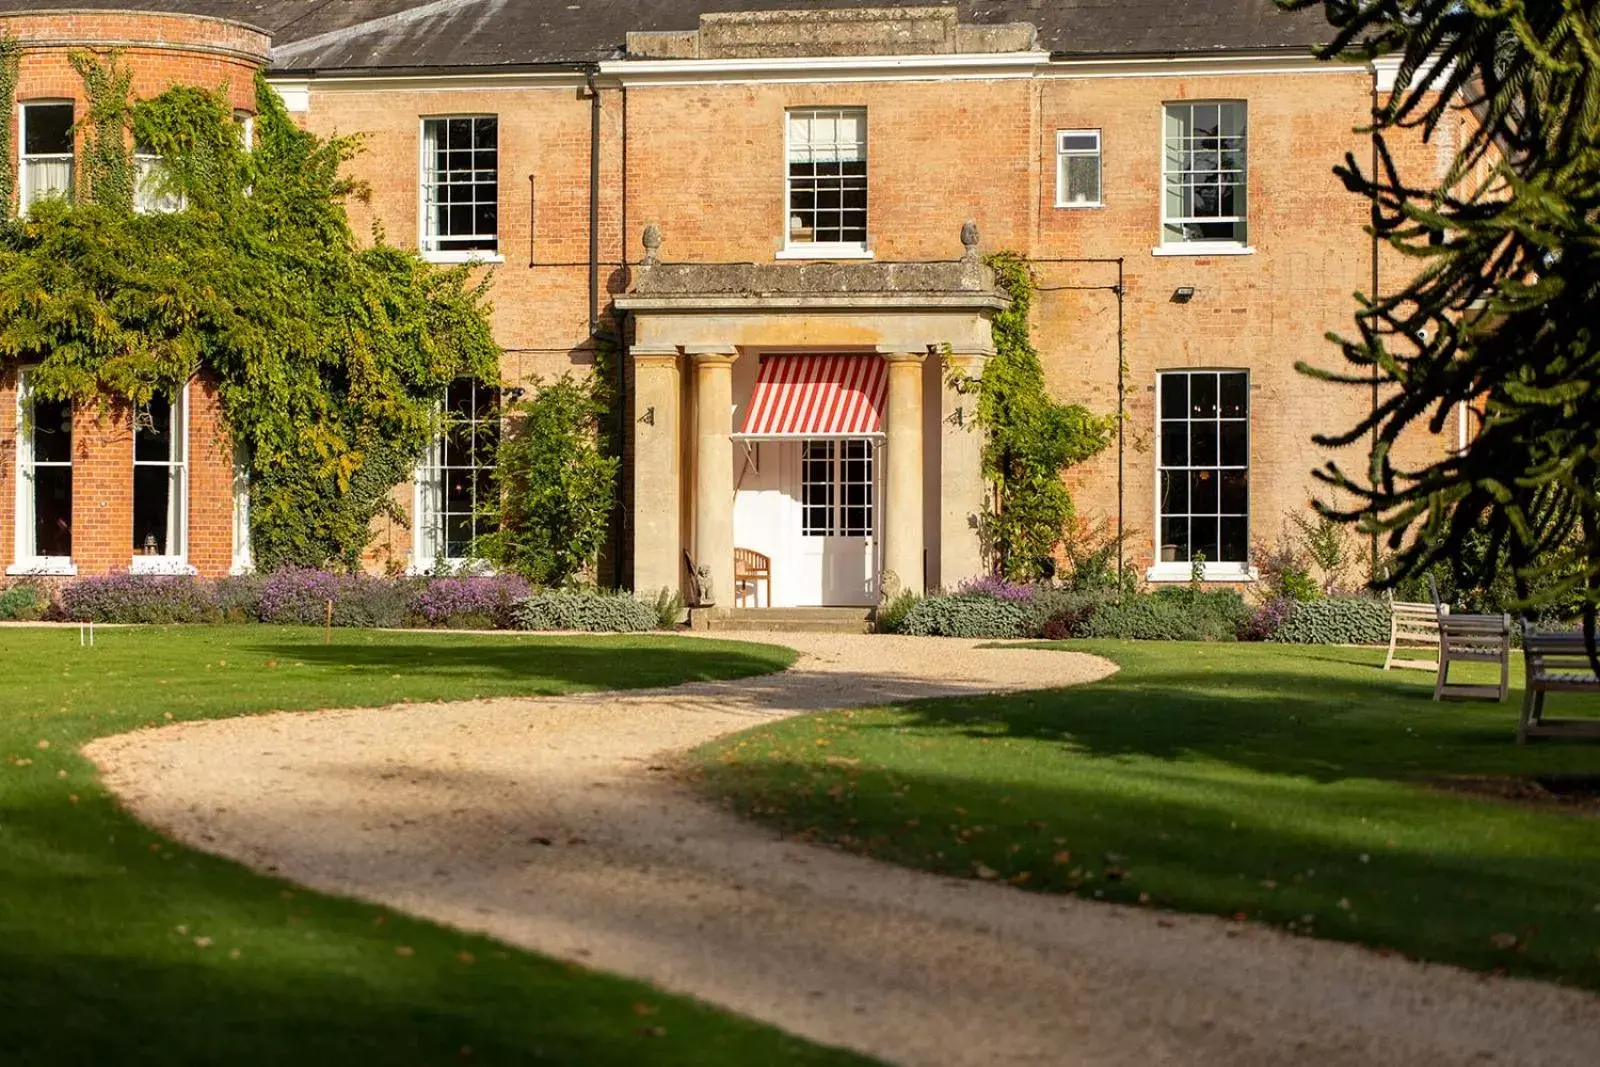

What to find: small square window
left=1055, top=129, right=1102, bottom=207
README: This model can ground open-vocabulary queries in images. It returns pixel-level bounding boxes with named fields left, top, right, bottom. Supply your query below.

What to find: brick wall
left=0, top=13, right=260, bottom=580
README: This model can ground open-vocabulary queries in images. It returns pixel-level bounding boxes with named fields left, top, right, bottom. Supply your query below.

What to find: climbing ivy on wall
left=0, top=37, right=19, bottom=213
left=0, top=63, right=502, bottom=571
left=970, top=252, right=1114, bottom=581
left=70, top=51, right=135, bottom=210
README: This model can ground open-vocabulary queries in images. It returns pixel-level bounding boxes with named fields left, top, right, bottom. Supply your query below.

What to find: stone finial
left=641, top=223, right=662, bottom=265
left=960, top=219, right=980, bottom=260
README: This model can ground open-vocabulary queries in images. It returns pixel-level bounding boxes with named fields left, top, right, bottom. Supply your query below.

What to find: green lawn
left=0, top=624, right=878, bottom=1067
left=693, top=641, right=1600, bottom=989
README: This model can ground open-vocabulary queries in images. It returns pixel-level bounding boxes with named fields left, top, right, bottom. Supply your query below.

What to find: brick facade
left=1, top=6, right=1461, bottom=586
left=1, top=11, right=261, bottom=578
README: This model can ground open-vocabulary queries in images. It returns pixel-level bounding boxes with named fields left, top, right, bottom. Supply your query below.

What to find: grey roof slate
left=5, top=1, right=1330, bottom=71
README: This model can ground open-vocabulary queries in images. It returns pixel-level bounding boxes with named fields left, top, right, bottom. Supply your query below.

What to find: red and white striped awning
left=738, top=354, right=887, bottom=438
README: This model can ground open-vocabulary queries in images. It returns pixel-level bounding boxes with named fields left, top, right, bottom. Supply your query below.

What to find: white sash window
left=11, top=373, right=74, bottom=575
left=131, top=388, right=191, bottom=573
left=20, top=103, right=75, bottom=213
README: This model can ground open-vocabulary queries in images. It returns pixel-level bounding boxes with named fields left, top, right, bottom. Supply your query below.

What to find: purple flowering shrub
left=1239, top=595, right=1297, bottom=642
left=955, top=575, right=1041, bottom=604
left=58, top=574, right=220, bottom=624
left=410, top=575, right=531, bottom=629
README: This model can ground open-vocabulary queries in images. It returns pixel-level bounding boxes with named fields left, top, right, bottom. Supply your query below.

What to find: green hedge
left=0, top=584, right=44, bottom=622
left=1078, top=590, right=1246, bottom=642
left=511, top=591, right=660, bottom=633
left=1269, top=596, right=1391, bottom=645
left=898, top=595, right=1030, bottom=638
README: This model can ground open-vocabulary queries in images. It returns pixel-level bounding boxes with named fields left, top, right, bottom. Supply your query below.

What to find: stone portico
left=617, top=225, right=1005, bottom=609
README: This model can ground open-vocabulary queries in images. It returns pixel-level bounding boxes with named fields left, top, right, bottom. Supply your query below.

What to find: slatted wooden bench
left=1434, top=612, right=1511, bottom=702
left=1384, top=599, right=1446, bottom=672
left=1517, top=622, right=1600, bottom=743
left=733, top=547, right=772, bottom=608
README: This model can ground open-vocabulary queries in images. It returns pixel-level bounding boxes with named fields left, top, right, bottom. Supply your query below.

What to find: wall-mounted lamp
left=947, top=405, right=965, bottom=428
left=1171, top=286, right=1197, bottom=303
left=639, top=405, right=655, bottom=426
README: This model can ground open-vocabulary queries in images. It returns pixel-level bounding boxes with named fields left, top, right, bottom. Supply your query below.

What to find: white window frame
left=411, top=379, right=499, bottom=574
left=10, top=371, right=76, bottom=576
left=779, top=107, right=872, bottom=260
left=418, top=115, right=504, bottom=264
left=133, top=149, right=185, bottom=215
left=234, top=110, right=254, bottom=151
left=231, top=442, right=253, bottom=575
left=18, top=101, right=76, bottom=215
left=1148, top=369, right=1255, bottom=583
left=130, top=383, right=194, bottom=575
left=1055, top=129, right=1103, bottom=209
left=1156, top=100, right=1254, bottom=257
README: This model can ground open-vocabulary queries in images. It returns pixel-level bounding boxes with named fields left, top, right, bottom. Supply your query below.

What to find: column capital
left=943, top=347, right=993, bottom=373
left=684, top=346, right=739, bottom=366
left=630, top=344, right=680, bottom=369
left=880, top=350, right=928, bottom=366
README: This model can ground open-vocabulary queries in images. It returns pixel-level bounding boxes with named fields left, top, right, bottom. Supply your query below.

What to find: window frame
left=411, top=379, right=501, bottom=574
left=1054, top=128, right=1103, bottom=209
left=133, top=146, right=185, bottom=215
left=10, top=370, right=76, bottom=576
left=417, top=114, right=503, bottom=264
left=1149, top=369, right=1254, bottom=583
left=18, top=101, right=76, bottom=215
left=800, top=439, right=876, bottom=540
left=231, top=442, right=253, bottom=575
left=779, top=107, right=872, bottom=260
left=1156, top=100, right=1253, bottom=256
left=130, top=383, right=193, bottom=575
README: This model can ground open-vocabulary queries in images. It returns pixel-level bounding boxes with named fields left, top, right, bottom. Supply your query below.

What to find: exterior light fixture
left=1172, top=286, right=1196, bottom=303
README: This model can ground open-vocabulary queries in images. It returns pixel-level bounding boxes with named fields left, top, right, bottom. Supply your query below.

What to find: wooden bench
left=733, top=547, right=772, bottom=608
left=1517, top=621, right=1600, bottom=743
left=1434, top=612, right=1511, bottom=701
left=1384, top=599, right=1445, bottom=672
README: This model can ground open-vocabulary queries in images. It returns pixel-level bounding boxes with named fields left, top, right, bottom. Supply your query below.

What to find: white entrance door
left=795, top=439, right=878, bottom=606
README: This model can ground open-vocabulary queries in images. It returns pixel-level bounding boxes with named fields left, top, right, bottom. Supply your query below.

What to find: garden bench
left=734, top=547, right=772, bottom=608
left=1434, top=612, right=1511, bottom=702
left=1384, top=598, right=1445, bottom=672
left=1516, top=621, right=1600, bottom=743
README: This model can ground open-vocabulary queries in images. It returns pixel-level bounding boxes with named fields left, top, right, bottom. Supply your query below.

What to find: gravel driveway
left=86, top=633, right=1600, bottom=1066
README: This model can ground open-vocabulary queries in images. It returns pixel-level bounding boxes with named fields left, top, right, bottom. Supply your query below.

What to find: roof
left=10, top=2, right=1331, bottom=72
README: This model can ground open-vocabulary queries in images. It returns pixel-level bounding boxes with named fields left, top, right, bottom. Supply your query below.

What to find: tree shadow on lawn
left=699, top=746, right=1600, bottom=989
left=885, top=642, right=1600, bottom=784
left=238, top=635, right=791, bottom=692
left=0, top=798, right=869, bottom=1067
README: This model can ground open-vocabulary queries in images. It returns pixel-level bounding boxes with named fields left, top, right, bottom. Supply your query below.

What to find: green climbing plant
left=963, top=252, right=1114, bottom=581
left=0, top=71, right=501, bottom=571
left=0, top=36, right=19, bottom=213
left=69, top=51, right=135, bottom=210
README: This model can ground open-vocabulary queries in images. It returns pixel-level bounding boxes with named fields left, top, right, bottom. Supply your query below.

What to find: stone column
left=689, top=347, right=738, bottom=607
left=883, top=351, right=927, bottom=595
left=941, top=348, right=991, bottom=589
left=630, top=345, right=682, bottom=598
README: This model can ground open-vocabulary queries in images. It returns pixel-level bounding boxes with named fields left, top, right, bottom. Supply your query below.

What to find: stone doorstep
left=689, top=606, right=875, bottom=634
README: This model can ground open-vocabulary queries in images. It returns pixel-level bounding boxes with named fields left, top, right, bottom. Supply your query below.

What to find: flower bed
left=25, top=572, right=654, bottom=632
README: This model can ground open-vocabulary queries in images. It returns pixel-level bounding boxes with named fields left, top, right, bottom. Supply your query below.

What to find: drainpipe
left=1116, top=257, right=1126, bottom=596
left=1369, top=67, right=1382, bottom=582
left=586, top=67, right=602, bottom=334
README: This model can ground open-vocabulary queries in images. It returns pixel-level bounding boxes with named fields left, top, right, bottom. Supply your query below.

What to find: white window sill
left=1055, top=201, right=1104, bottom=210
left=229, top=561, right=255, bottom=577
left=775, top=245, right=874, bottom=261
left=7, top=560, right=76, bottom=577
left=420, top=250, right=505, bottom=265
left=1151, top=243, right=1256, bottom=257
left=407, top=558, right=495, bottom=577
left=1145, top=563, right=1257, bottom=583
left=129, top=558, right=198, bottom=576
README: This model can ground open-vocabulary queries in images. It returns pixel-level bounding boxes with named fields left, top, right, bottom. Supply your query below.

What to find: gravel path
left=86, top=634, right=1600, bottom=1066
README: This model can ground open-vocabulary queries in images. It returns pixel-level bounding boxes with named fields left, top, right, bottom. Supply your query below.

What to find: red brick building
left=2, top=2, right=1464, bottom=605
